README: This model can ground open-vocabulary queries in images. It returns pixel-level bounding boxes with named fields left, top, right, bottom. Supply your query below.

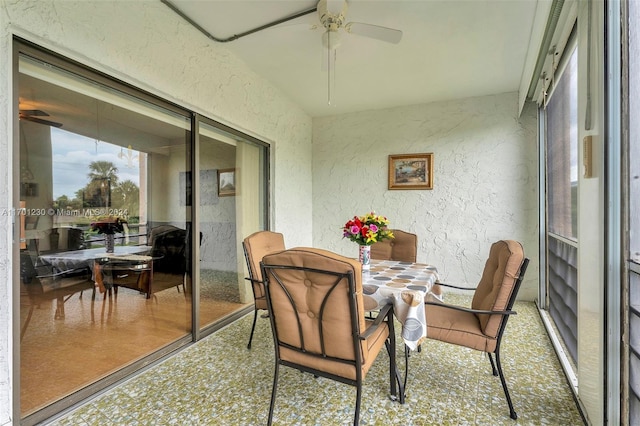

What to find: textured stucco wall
left=0, top=1, right=313, bottom=423
left=312, top=93, right=538, bottom=300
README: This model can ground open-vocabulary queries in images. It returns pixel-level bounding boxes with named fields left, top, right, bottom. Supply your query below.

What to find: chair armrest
left=360, top=304, right=393, bottom=340
left=434, top=282, right=476, bottom=291
left=425, top=301, right=516, bottom=316
left=244, top=277, right=264, bottom=285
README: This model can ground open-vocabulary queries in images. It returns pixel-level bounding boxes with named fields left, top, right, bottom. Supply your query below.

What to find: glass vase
left=359, top=244, right=371, bottom=270
left=105, top=234, right=115, bottom=253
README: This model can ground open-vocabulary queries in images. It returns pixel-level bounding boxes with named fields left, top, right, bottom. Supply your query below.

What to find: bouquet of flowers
left=342, top=212, right=394, bottom=245
left=90, top=215, right=128, bottom=234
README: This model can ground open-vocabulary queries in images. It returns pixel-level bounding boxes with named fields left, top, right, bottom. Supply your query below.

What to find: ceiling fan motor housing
left=318, top=0, right=347, bottom=31
left=318, top=0, right=347, bottom=50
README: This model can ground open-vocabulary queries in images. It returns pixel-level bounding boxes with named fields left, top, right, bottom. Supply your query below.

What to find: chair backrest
left=370, top=229, right=417, bottom=262
left=149, top=225, right=187, bottom=274
left=471, top=240, right=527, bottom=338
left=261, top=248, right=368, bottom=377
left=242, top=230, right=285, bottom=286
left=67, top=227, right=86, bottom=251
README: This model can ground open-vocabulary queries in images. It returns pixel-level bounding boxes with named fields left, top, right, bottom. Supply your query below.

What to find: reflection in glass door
left=196, top=120, right=268, bottom=329
left=18, top=52, right=192, bottom=419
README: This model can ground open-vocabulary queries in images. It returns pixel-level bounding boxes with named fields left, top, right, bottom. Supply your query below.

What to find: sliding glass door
left=15, top=41, right=269, bottom=423
left=196, top=120, right=268, bottom=330
left=18, top=51, right=192, bottom=418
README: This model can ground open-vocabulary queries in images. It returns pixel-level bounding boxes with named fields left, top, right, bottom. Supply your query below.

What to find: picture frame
left=388, top=153, right=434, bottom=190
left=217, top=168, right=236, bottom=197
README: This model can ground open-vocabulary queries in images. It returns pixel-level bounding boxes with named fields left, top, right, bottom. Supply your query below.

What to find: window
left=546, top=49, right=578, bottom=241
left=544, top=45, right=579, bottom=368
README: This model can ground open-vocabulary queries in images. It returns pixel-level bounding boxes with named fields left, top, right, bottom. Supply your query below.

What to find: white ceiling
left=164, top=0, right=544, bottom=117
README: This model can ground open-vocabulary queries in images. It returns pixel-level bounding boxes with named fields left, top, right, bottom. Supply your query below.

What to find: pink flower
left=350, top=225, right=360, bottom=235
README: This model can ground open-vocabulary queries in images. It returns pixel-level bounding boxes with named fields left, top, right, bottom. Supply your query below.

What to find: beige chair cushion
left=425, top=240, right=524, bottom=353
left=425, top=304, right=498, bottom=352
left=471, top=240, right=524, bottom=337
left=243, top=231, right=285, bottom=306
left=262, top=247, right=388, bottom=381
left=370, top=229, right=417, bottom=263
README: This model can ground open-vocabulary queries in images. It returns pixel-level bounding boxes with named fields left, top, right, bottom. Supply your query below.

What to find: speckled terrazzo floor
left=47, top=295, right=584, bottom=425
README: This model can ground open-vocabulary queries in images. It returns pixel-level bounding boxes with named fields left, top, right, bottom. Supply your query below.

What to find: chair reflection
left=19, top=250, right=95, bottom=340
left=100, top=225, right=187, bottom=299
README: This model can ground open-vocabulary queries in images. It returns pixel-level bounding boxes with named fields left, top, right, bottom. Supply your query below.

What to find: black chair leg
left=487, top=352, right=498, bottom=376
left=495, top=349, right=517, bottom=420
left=384, top=310, right=404, bottom=404
left=403, top=344, right=411, bottom=397
left=247, top=308, right=258, bottom=349
left=354, top=384, right=362, bottom=426
left=267, top=363, right=279, bottom=426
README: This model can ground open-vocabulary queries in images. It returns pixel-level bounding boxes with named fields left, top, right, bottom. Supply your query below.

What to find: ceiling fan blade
left=345, top=22, right=403, bottom=44
left=19, top=109, right=49, bottom=117
left=21, top=115, right=63, bottom=128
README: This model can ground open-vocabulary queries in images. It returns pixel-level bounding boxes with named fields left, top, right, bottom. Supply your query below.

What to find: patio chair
left=370, top=229, right=441, bottom=298
left=20, top=251, right=95, bottom=340
left=424, top=239, right=529, bottom=420
left=370, top=229, right=417, bottom=262
left=261, top=247, right=401, bottom=426
left=242, top=230, right=285, bottom=349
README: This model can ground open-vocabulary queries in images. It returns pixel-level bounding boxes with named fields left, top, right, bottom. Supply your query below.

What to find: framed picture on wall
left=388, top=153, right=434, bottom=190
left=218, top=168, right=236, bottom=197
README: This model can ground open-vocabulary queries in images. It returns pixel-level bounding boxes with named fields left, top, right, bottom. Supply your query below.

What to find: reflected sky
left=51, top=127, right=140, bottom=199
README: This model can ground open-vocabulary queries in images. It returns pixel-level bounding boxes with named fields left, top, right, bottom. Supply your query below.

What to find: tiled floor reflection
left=49, top=295, right=584, bottom=425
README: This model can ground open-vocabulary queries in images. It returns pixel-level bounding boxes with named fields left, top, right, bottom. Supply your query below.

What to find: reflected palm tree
left=86, top=161, right=118, bottom=207
left=88, top=161, right=119, bottom=186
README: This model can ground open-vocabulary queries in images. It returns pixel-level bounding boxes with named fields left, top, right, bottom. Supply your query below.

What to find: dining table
left=361, top=259, right=441, bottom=351
left=39, top=245, right=153, bottom=293
left=361, top=259, right=441, bottom=402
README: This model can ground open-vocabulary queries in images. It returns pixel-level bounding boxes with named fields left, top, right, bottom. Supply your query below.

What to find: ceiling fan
left=312, top=0, right=403, bottom=104
left=163, top=0, right=403, bottom=104
left=316, top=0, right=403, bottom=49
left=19, top=109, right=63, bottom=128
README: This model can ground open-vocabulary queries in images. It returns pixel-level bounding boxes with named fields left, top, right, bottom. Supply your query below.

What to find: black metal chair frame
left=242, top=240, right=266, bottom=349
left=424, top=258, right=529, bottom=420
left=261, top=262, right=403, bottom=426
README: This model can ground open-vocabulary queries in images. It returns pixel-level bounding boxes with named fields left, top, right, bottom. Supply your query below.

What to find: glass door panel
left=18, top=54, right=192, bottom=417
left=197, top=120, right=268, bottom=329
left=544, top=47, right=578, bottom=367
